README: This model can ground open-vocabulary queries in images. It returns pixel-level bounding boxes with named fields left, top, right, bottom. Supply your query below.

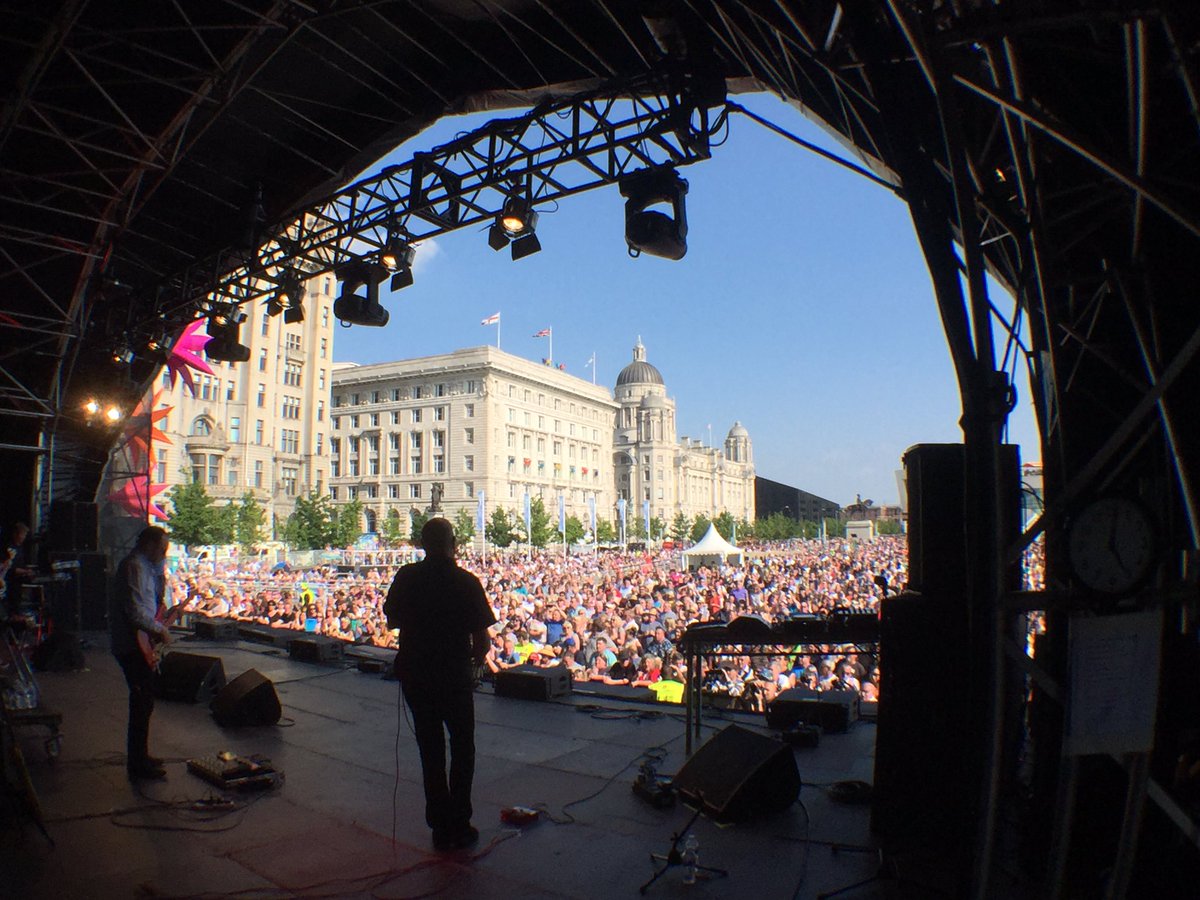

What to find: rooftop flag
left=532, top=328, right=550, bottom=337
left=481, top=312, right=500, bottom=325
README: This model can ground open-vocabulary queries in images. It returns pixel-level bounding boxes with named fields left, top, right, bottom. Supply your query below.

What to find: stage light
left=499, top=197, right=537, bottom=238
left=83, top=399, right=100, bottom=416
left=105, top=405, right=123, bottom=423
left=267, top=294, right=285, bottom=317
left=205, top=309, right=251, bottom=362
left=487, top=223, right=510, bottom=252
left=620, top=167, right=689, bottom=260
left=381, top=237, right=416, bottom=291
left=283, top=303, right=304, bottom=324
left=333, top=263, right=390, bottom=327
left=112, top=345, right=134, bottom=364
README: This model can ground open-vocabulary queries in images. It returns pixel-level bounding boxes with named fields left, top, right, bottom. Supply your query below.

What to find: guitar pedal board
left=187, top=751, right=280, bottom=791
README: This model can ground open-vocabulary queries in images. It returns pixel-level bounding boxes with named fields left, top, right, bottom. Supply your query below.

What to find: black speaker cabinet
left=288, top=636, right=344, bottom=662
left=494, top=664, right=573, bottom=701
left=194, top=617, right=239, bottom=641
left=48, top=500, right=98, bottom=552
left=672, top=724, right=801, bottom=822
left=157, top=652, right=226, bottom=703
left=210, top=669, right=281, bottom=726
left=767, top=688, right=859, bottom=733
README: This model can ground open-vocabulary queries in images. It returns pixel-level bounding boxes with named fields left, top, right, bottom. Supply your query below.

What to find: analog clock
left=1067, top=497, right=1157, bottom=595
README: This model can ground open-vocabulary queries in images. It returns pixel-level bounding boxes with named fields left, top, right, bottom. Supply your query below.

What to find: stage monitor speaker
left=48, top=500, right=98, bottom=552
left=158, top=652, right=226, bottom=704
left=194, top=617, right=239, bottom=641
left=672, top=724, right=801, bottom=823
left=766, top=687, right=859, bottom=733
left=494, top=664, right=573, bottom=701
left=210, top=669, right=281, bottom=726
left=288, top=636, right=344, bottom=662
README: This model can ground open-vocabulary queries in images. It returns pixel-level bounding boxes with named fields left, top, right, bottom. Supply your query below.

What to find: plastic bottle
left=681, top=833, right=699, bottom=884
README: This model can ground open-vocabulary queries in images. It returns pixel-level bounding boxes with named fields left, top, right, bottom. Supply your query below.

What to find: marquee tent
left=681, top=524, right=744, bottom=571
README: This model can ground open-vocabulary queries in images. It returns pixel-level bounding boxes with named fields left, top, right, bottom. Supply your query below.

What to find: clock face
left=1067, top=497, right=1156, bottom=595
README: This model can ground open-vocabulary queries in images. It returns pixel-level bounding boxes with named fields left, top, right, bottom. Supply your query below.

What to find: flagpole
left=497, top=313, right=501, bottom=350
left=549, top=327, right=553, bottom=367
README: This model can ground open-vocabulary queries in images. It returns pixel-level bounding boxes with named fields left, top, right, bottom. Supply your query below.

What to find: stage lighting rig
left=381, top=236, right=416, bottom=291
left=488, top=196, right=541, bottom=260
left=620, top=167, right=689, bottom=260
left=334, top=263, right=390, bottom=327
left=205, top=308, right=251, bottom=362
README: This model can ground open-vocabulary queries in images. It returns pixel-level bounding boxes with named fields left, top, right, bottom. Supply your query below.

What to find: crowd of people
left=172, top=534, right=1044, bottom=710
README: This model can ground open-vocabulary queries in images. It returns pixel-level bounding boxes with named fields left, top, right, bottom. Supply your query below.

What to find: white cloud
left=411, top=238, right=442, bottom=275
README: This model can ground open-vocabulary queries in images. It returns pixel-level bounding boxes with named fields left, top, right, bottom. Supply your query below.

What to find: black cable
left=540, top=736, right=677, bottom=825
left=790, top=796, right=811, bottom=900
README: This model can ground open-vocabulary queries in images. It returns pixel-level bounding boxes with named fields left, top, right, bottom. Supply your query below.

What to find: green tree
left=211, top=503, right=237, bottom=544
left=713, top=511, right=736, bottom=541
left=528, top=496, right=554, bottom=547
left=595, top=517, right=617, bottom=543
left=284, top=493, right=338, bottom=549
left=410, top=507, right=429, bottom=543
left=235, top=492, right=266, bottom=549
left=564, top=514, right=585, bottom=545
left=877, top=519, right=903, bottom=535
left=453, top=508, right=476, bottom=544
left=381, top=508, right=405, bottom=545
left=823, top=517, right=846, bottom=538
left=166, top=480, right=220, bottom=547
left=670, top=512, right=691, bottom=543
left=628, top=514, right=646, bottom=540
left=486, top=508, right=515, bottom=547
left=649, top=516, right=666, bottom=541
left=333, top=498, right=363, bottom=547
left=799, top=519, right=819, bottom=539
left=737, top=518, right=753, bottom=540
left=690, top=514, right=711, bottom=543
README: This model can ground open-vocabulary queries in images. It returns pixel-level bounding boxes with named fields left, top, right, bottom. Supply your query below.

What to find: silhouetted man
left=385, top=518, right=495, bottom=851
left=109, top=526, right=172, bottom=779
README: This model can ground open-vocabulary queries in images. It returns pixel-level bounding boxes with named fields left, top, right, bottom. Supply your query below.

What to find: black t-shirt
left=384, top=557, right=496, bottom=685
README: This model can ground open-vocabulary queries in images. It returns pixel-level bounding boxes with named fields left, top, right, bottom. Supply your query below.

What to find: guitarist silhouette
left=108, top=526, right=173, bottom=780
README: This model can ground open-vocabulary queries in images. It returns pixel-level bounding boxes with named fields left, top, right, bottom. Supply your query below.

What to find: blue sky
left=332, top=92, right=1040, bottom=509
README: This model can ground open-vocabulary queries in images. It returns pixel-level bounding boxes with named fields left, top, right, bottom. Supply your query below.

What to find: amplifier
left=494, top=664, right=573, bottom=701
left=766, top=688, right=859, bottom=734
left=288, top=636, right=344, bottom=663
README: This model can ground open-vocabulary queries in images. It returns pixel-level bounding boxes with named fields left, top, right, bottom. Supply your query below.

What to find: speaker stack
left=210, top=669, right=281, bottom=726
left=671, top=725, right=801, bottom=823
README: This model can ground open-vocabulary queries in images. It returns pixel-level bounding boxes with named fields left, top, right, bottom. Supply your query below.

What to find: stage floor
left=5, top=634, right=895, bottom=899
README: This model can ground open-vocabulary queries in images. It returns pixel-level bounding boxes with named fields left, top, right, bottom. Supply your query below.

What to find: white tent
left=682, top=523, right=745, bottom=571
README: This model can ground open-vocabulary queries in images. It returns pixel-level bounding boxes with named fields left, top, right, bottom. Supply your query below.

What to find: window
left=230, top=417, right=241, bottom=442
left=319, top=337, right=327, bottom=358
left=318, top=369, right=326, bottom=390
left=349, top=436, right=359, bottom=454
left=284, top=363, right=302, bottom=387
left=465, top=482, right=474, bottom=498
left=507, top=432, right=516, bottom=448
left=254, top=460, right=263, bottom=488
left=388, top=484, right=400, bottom=499
left=411, top=385, right=422, bottom=400
left=331, top=415, right=340, bottom=431
left=390, top=457, right=401, bottom=475
left=464, top=403, right=474, bottom=418
left=366, top=485, right=378, bottom=500
left=409, top=484, right=421, bottom=499
left=261, top=313, right=270, bottom=336
left=524, top=412, right=531, bottom=426
left=207, top=454, right=220, bottom=485
left=330, top=458, right=340, bottom=477
left=350, top=392, right=359, bottom=405
left=432, top=431, right=445, bottom=449
left=434, top=406, right=445, bottom=421
left=368, top=458, right=379, bottom=475
left=508, top=385, right=515, bottom=397
left=315, top=434, right=323, bottom=455
left=349, top=458, right=359, bottom=476
left=538, top=415, right=545, bottom=429
left=350, top=414, right=359, bottom=428
left=190, top=417, right=211, bottom=436
left=227, top=381, right=235, bottom=401
left=161, top=370, right=171, bottom=389
left=464, top=427, right=474, bottom=444
left=330, top=486, right=339, bottom=500
left=330, top=437, right=340, bottom=455
left=569, top=423, right=576, bottom=436
left=507, top=408, right=515, bottom=423
left=347, top=486, right=358, bottom=500
left=554, top=441, right=562, bottom=456
left=281, top=430, right=299, bottom=454
left=155, top=456, right=167, bottom=484
left=411, top=408, right=422, bottom=424
left=257, top=384, right=265, bottom=408
left=435, top=383, right=446, bottom=397
left=388, top=433, right=400, bottom=451
left=258, top=348, right=268, bottom=372
left=522, top=434, right=531, bottom=450
left=410, top=432, right=422, bottom=450
left=410, top=456, right=422, bottom=474
left=464, top=455, right=474, bottom=472
left=371, top=390, right=381, bottom=403
left=317, top=400, right=324, bottom=421
left=227, top=463, right=239, bottom=487
left=466, top=380, right=477, bottom=393
left=200, top=377, right=211, bottom=401
left=507, top=456, right=516, bottom=473
left=322, top=306, right=329, bottom=328
left=537, top=438, right=545, bottom=453
left=281, top=396, right=301, bottom=420
left=538, top=393, right=545, bottom=406
left=255, top=420, right=264, bottom=444
left=391, top=388, right=402, bottom=401
left=369, top=413, right=379, bottom=427
left=433, top=456, right=445, bottom=473
left=391, top=411, right=400, bottom=425
left=285, top=334, right=301, bottom=352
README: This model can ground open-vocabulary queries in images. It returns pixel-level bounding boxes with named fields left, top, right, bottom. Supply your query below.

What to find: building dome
left=640, top=393, right=670, bottom=408
left=727, top=421, right=749, bottom=438
left=616, top=338, right=664, bottom=387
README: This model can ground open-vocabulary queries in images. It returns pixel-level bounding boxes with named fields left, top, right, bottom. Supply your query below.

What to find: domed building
left=613, top=339, right=755, bottom=533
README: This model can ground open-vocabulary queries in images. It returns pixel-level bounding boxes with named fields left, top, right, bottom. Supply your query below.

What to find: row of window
left=332, top=405, right=459, bottom=429
left=334, top=381, right=467, bottom=407
left=330, top=454, right=446, bottom=477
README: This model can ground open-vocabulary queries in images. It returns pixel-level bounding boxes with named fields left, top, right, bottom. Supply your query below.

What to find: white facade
left=328, top=347, right=618, bottom=533
left=153, top=274, right=336, bottom=533
left=329, top=340, right=755, bottom=537
left=612, top=339, right=755, bottom=528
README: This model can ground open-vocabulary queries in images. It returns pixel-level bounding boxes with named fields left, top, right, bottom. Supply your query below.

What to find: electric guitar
left=137, top=604, right=185, bottom=671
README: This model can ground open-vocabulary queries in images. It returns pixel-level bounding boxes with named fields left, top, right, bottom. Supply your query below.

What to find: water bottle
left=681, top=833, right=699, bottom=884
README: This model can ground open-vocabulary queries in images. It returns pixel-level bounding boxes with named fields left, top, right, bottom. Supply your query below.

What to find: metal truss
left=148, top=80, right=723, bottom=329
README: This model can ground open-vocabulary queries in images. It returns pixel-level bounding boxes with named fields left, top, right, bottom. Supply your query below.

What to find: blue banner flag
left=617, top=497, right=626, bottom=526
left=523, top=492, right=532, bottom=539
left=643, top=500, right=651, bottom=538
left=558, top=495, right=566, bottom=533
left=587, top=495, right=596, bottom=536
left=476, top=491, right=486, bottom=531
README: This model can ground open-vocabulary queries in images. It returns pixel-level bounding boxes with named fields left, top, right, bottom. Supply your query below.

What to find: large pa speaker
left=672, top=725, right=801, bottom=823
left=494, top=664, right=573, bottom=701
left=157, top=652, right=226, bottom=703
left=210, top=669, right=281, bottom=726
left=48, top=500, right=98, bottom=552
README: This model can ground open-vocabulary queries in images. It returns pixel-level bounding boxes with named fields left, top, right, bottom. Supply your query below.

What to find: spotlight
left=83, top=399, right=101, bottom=416
left=511, top=232, right=542, bottom=261
left=105, top=405, right=123, bottom=423
left=620, top=167, right=689, bottom=260
left=283, top=303, right=304, bottom=324
left=205, top=309, right=251, bottom=362
left=333, top=263, right=390, bottom=327
left=489, top=196, right=541, bottom=260
left=487, top=222, right=510, bottom=252
left=381, top=237, right=416, bottom=291
left=112, top=346, right=134, bottom=364
left=267, top=294, right=285, bottom=317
